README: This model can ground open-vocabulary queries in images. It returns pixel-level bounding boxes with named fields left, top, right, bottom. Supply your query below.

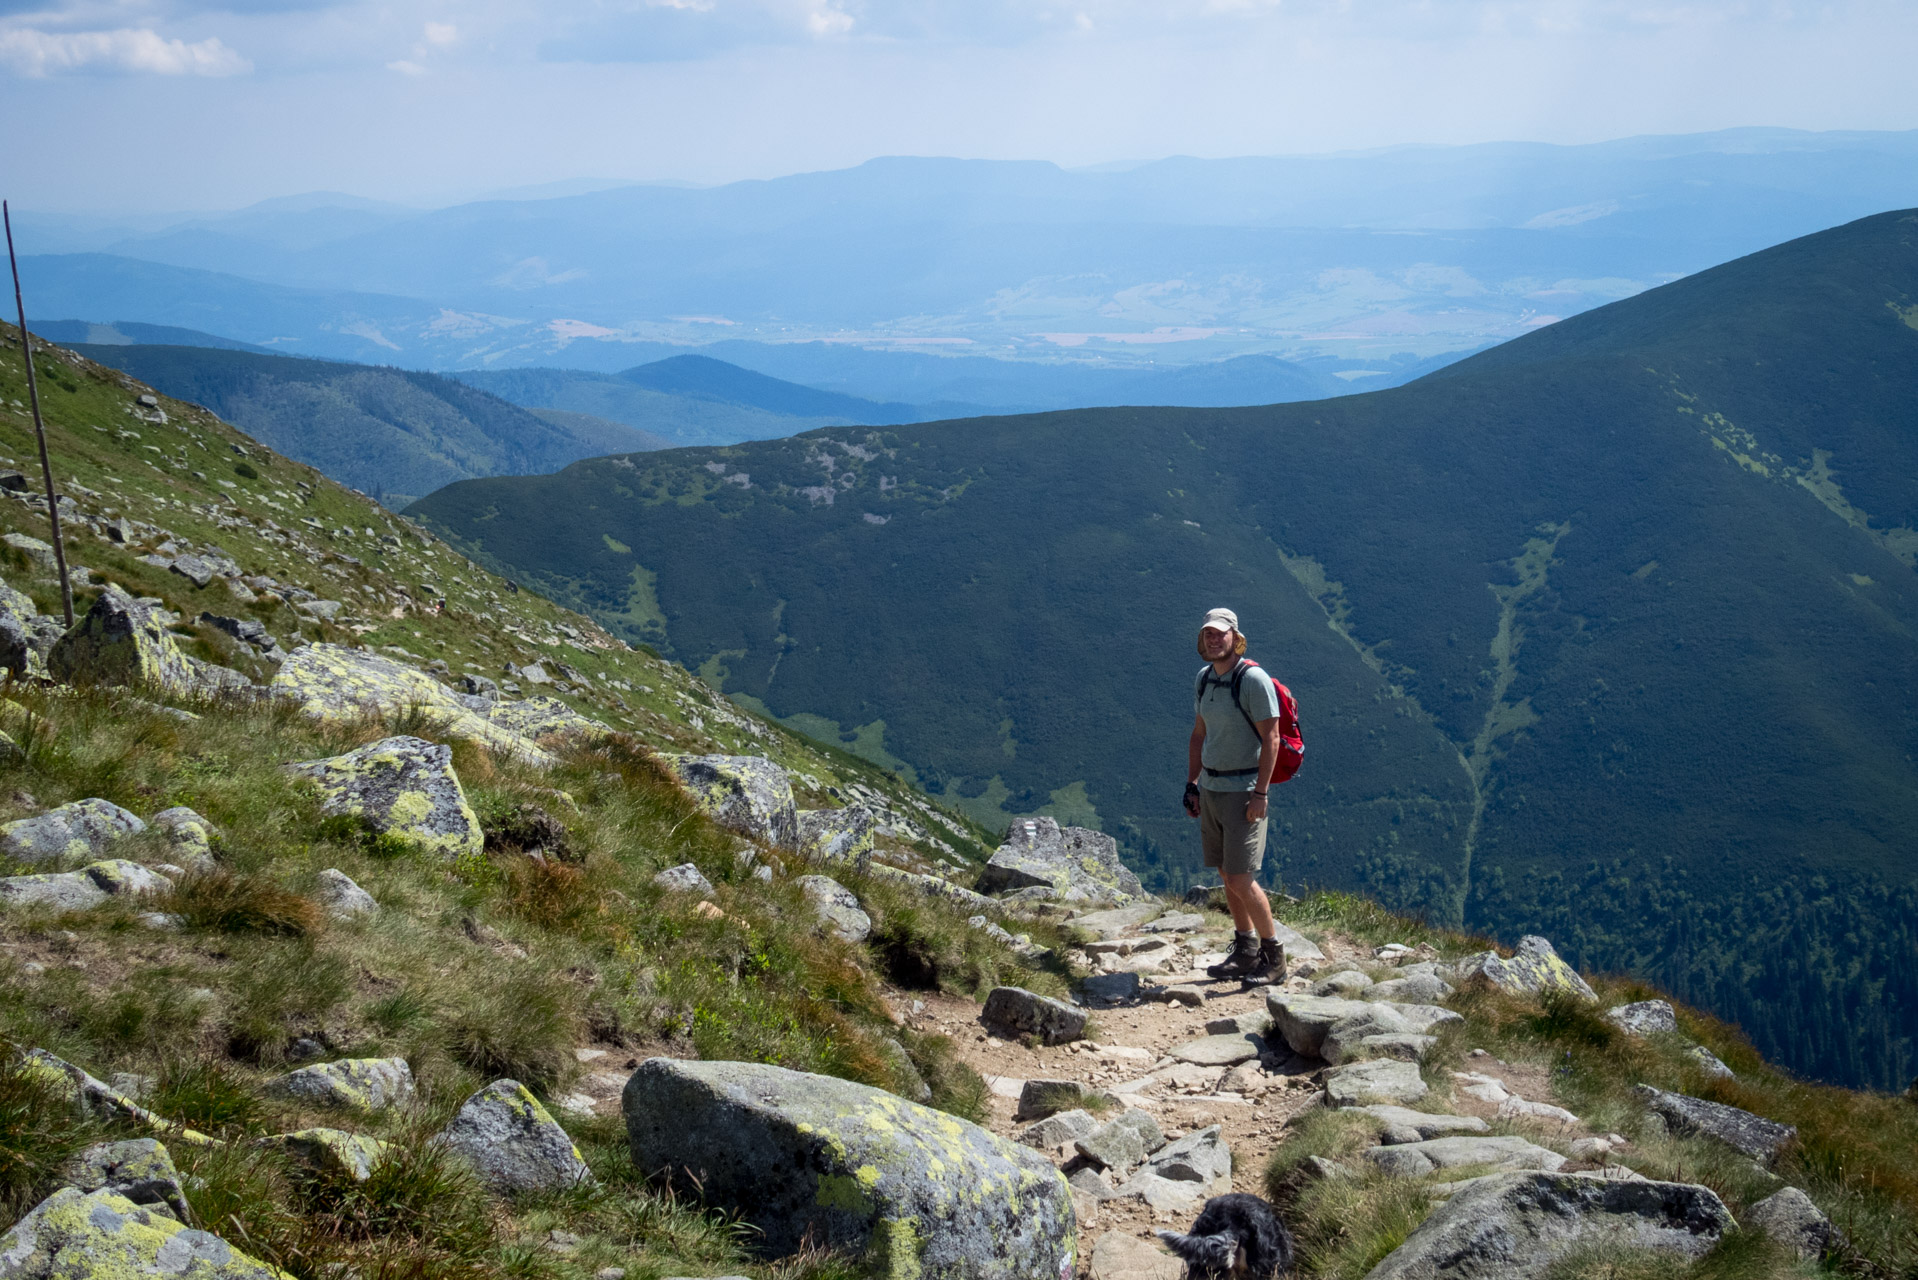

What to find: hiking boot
left=1240, top=937, right=1286, bottom=984
left=1206, top=934, right=1259, bottom=979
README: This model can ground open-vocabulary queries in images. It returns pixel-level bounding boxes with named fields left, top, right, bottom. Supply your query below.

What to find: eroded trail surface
left=906, top=911, right=1371, bottom=1274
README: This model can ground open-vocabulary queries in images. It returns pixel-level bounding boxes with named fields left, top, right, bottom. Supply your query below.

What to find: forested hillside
left=69, top=344, right=661, bottom=506
left=411, top=210, right=1918, bottom=1091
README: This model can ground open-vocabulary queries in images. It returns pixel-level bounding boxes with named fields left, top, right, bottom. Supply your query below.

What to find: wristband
left=1253, top=788, right=1269, bottom=796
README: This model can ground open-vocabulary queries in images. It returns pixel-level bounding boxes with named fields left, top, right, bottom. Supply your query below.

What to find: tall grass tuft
left=167, top=869, right=324, bottom=937
left=0, top=1044, right=98, bottom=1230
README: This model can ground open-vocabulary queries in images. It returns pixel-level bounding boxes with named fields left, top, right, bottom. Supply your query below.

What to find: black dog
left=1156, top=1192, right=1295, bottom=1279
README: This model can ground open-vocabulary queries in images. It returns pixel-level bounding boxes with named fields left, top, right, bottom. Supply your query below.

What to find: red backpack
left=1196, top=658, right=1305, bottom=784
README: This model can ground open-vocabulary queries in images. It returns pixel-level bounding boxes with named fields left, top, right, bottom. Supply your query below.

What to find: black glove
left=1183, top=782, right=1201, bottom=817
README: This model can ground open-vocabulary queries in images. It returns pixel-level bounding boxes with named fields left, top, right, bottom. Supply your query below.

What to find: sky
left=1, top=0, right=1916, bottom=213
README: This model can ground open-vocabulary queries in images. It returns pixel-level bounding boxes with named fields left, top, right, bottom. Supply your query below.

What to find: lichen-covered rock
left=1632, top=1085, right=1796, bottom=1163
left=150, top=806, right=217, bottom=870
left=1744, top=1186, right=1841, bottom=1259
left=481, top=696, right=611, bottom=744
left=62, top=1139, right=192, bottom=1221
left=46, top=586, right=199, bottom=695
left=1365, top=1172, right=1734, bottom=1279
left=0, top=859, right=171, bottom=912
left=313, top=869, right=378, bottom=919
left=864, top=863, right=996, bottom=912
left=270, top=644, right=555, bottom=764
left=1687, top=1045, right=1735, bottom=1079
left=977, top=817, right=1143, bottom=904
left=1323, top=1058, right=1428, bottom=1106
left=0, top=1187, right=291, bottom=1280
left=263, top=1128, right=393, bottom=1181
left=796, top=806, right=876, bottom=862
left=0, top=577, right=44, bottom=677
left=1604, top=1000, right=1678, bottom=1036
left=287, top=736, right=482, bottom=859
left=661, top=754, right=798, bottom=849
left=981, top=987, right=1087, bottom=1045
left=19, top=1050, right=212, bottom=1143
left=438, top=1079, right=595, bottom=1196
left=1455, top=936, right=1598, bottom=1002
left=797, top=874, right=870, bottom=943
left=0, top=798, right=146, bottom=866
left=262, top=1057, right=415, bottom=1114
left=1367, top=973, right=1455, bottom=1004
left=623, top=1058, right=1074, bottom=1280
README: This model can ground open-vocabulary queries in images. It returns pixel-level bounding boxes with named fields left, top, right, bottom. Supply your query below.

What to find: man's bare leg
left=1224, top=872, right=1275, bottom=939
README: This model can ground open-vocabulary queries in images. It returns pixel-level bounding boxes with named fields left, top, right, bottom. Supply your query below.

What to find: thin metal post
left=3, top=200, right=73, bottom=625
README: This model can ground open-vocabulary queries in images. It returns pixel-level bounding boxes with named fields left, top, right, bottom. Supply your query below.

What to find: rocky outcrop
left=437, top=1079, right=595, bottom=1196
left=864, top=863, right=995, bottom=912
left=1365, top=1172, right=1734, bottom=1279
left=61, top=1139, right=192, bottom=1221
left=287, top=736, right=482, bottom=859
left=262, top=1057, right=415, bottom=1114
left=798, top=874, right=871, bottom=943
left=0, top=798, right=146, bottom=866
left=0, top=1188, right=289, bottom=1280
left=481, top=695, right=610, bottom=744
left=662, top=754, right=799, bottom=849
left=796, top=806, right=876, bottom=862
left=982, top=987, right=1087, bottom=1045
left=1632, top=1086, right=1797, bottom=1163
left=622, top=1058, right=1074, bottom=1280
left=0, top=859, right=171, bottom=912
left=1454, top=936, right=1597, bottom=1002
left=270, top=644, right=556, bottom=764
left=46, top=586, right=198, bottom=696
left=977, top=817, right=1143, bottom=904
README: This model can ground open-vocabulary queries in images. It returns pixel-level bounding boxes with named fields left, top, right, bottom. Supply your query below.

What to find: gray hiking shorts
left=1199, top=786, right=1267, bottom=875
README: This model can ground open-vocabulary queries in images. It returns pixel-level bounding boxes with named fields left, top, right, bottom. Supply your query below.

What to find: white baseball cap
left=1200, top=607, right=1239, bottom=634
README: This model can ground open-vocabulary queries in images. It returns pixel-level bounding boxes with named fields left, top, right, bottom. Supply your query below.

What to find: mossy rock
left=0, top=798, right=146, bottom=867
left=623, top=1058, right=1074, bottom=1280
left=1455, top=935, right=1598, bottom=1002
left=47, top=586, right=199, bottom=695
left=662, top=754, right=799, bottom=849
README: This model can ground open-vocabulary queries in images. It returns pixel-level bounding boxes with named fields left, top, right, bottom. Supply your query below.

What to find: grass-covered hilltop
left=408, top=209, right=1918, bottom=1094
left=0, top=318, right=1916, bottom=1280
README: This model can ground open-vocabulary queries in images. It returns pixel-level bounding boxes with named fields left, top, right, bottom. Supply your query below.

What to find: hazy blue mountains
left=410, top=210, right=1918, bottom=1090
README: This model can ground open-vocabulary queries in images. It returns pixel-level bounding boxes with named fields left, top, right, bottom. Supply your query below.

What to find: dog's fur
left=1156, top=1193, right=1295, bottom=1279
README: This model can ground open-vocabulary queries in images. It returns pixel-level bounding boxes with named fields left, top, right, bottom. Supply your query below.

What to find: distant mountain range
left=68, top=343, right=667, bottom=507
left=18, top=129, right=1918, bottom=378
left=410, top=209, right=1918, bottom=1092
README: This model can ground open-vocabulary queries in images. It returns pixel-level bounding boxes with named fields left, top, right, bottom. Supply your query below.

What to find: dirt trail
left=905, top=915, right=1396, bottom=1270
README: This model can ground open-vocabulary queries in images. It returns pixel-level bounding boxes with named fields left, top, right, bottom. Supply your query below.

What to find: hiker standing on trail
left=1183, top=607, right=1304, bottom=982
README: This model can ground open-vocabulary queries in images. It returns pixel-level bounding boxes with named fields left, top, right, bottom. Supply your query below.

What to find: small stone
left=1358, top=1033, right=1439, bottom=1062
left=1169, top=1033, right=1264, bottom=1066
left=1604, top=1000, right=1678, bottom=1036
left=1162, top=985, right=1205, bottom=1008
left=1075, top=1119, right=1147, bottom=1173
left=150, top=806, right=218, bottom=869
left=1498, top=1097, right=1580, bottom=1126
left=1312, top=970, right=1373, bottom=998
left=1365, top=1145, right=1437, bottom=1177
left=1299, top=1155, right=1352, bottom=1182
left=1018, top=1108, right=1098, bottom=1149
left=594, top=1269, right=628, bottom=1280
left=1088, top=1230, right=1182, bottom=1280
left=265, top=1128, right=394, bottom=1181
left=1016, top=1079, right=1091, bottom=1121
left=1745, top=1186, right=1841, bottom=1260
left=314, top=868, right=378, bottom=919
left=654, top=863, right=715, bottom=895
left=1068, top=1166, right=1117, bottom=1199
left=981, top=986, right=1086, bottom=1045
left=1687, top=1045, right=1735, bottom=1079
left=1367, top=973, right=1456, bottom=1004
left=1380, top=1124, right=1425, bottom=1145
left=1081, top=972, right=1143, bottom=1005
left=796, top=874, right=869, bottom=942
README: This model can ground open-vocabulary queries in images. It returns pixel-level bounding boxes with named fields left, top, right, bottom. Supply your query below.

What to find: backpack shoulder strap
left=1228, top=659, right=1261, bottom=737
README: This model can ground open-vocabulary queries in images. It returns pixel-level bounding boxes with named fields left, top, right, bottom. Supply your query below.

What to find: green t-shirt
left=1195, top=661, right=1283, bottom=792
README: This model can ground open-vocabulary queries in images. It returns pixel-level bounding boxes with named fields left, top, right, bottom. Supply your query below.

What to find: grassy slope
left=68, top=344, right=660, bottom=506
left=0, top=321, right=1057, bottom=1278
left=407, top=211, right=1918, bottom=1091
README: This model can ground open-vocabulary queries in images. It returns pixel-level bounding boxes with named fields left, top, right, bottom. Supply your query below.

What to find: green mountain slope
left=409, top=210, right=1918, bottom=1091
left=68, top=344, right=662, bottom=507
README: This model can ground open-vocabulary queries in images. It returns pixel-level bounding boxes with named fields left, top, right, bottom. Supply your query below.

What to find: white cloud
left=807, top=5, right=853, bottom=35
left=0, top=25, right=249, bottom=75
left=423, top=21, right=456, bottom=44
left=385, top=56, right=424, bottom=73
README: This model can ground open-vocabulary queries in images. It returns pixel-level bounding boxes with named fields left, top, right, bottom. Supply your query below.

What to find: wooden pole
left=3, top=200, right=73, bottom=626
